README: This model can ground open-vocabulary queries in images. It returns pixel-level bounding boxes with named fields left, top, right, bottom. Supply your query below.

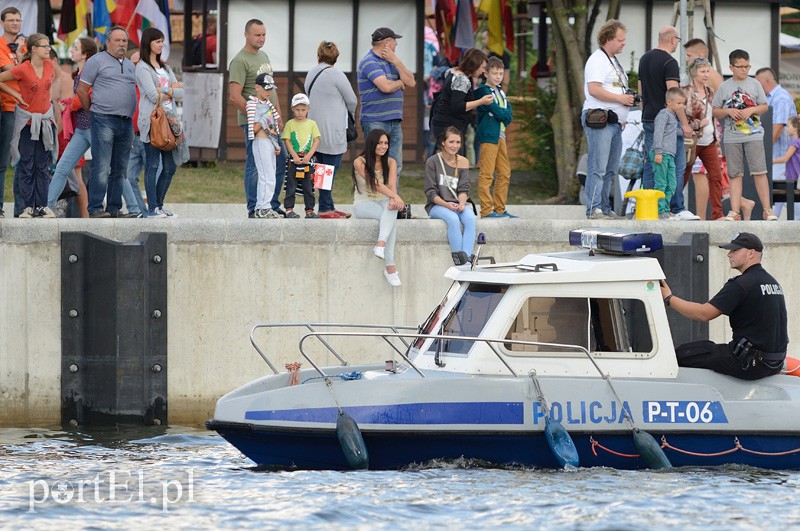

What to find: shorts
left=723, top=141, right=767, bottom=178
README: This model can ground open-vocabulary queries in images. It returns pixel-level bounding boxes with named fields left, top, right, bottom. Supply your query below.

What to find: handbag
left=346, top=111, right=357, bottom=143
left=619, top=131, right=645, bottom=181
left=684, top=135, right=697, bottom=168
left=149, top=92, right=177, bottom=151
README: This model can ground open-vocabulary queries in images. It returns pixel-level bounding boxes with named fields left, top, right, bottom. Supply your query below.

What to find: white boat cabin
left=409, top=230, right=679, bottom=380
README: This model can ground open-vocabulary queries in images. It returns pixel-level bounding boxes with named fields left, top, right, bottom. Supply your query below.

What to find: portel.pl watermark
left=28, top=469, right=195, bottom=513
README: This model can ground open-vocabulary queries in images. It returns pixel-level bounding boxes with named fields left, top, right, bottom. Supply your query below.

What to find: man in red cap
left=660, top=232, right=788, bottom=379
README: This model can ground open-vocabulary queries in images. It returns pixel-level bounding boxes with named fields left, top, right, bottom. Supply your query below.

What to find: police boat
left=207, top=229, right=800, bottom=470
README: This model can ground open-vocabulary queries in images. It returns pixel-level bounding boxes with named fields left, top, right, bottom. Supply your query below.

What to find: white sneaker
left=148, top=209, right=168, bottom=218
left=39, top=206, right=56, bottom=218
left=373, top=245, right=385, bottom=259
left=264, top=209, right=281, bottom=219
left=588, top=208, right=607, bottom=220
left=383, top=269, right=401, bottom=287
left=19, top=206, right=34, bottom=218
left=673, top=210, right=701, bottom=221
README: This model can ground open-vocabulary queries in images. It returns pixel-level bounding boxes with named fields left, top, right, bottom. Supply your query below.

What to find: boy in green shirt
left=281, top=93, right=321, bottom=218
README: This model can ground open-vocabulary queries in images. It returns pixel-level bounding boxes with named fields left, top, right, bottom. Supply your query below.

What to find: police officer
left=660, top=232, right=788, bottom=380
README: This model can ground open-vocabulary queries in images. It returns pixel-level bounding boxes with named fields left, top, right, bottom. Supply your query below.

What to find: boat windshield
left=427, top=283, right=508, bottom=355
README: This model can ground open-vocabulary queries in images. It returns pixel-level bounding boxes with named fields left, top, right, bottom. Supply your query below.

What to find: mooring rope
left=301, top=371, right=363, bottom=385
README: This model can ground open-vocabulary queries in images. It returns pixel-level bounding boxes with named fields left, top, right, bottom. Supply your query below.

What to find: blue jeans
left=582, top=110, right=622, bottom=216
left=429, top=204, right=476, bottom=255
left=242, top=124, right=258, bottom=213
left=315, top=151, right=343, bottom=212
left=143, top=141, right=176, bottom=214
left=48, top=127, right=90, bottom=209
left=361, top=119, right=403, bottom=180
left=88, top=113, right=134, bottom=214
left=271, top=146, right=287, bottom=211
left=0, top=110, right=14, bottom=207
left=125, top=134, right=150, bottom=214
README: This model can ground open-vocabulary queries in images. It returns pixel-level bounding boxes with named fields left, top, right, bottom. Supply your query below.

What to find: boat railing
left=296, top=330, right=591, bottom=380
left=249, top=322, right=418, bottom=374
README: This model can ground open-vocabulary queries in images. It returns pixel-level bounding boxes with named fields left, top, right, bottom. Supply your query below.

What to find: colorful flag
left=453, top=0, right=477, bottom=50
left=94, top=0, right=116, bottom=45
left=502, top=0, right=515, bottom=52
left=134, top=0, right=171, bottom=59
left=58, top=0, right=89, bottom=46
left=435, top=0, right=458, bottom=64
left=111, top=0, right=141, bottom=45
left=479, top=0, right=503, bottom=56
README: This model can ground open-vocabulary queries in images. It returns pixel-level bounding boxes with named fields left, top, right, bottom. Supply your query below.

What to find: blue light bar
left=569, top=228, right=663, bottom=255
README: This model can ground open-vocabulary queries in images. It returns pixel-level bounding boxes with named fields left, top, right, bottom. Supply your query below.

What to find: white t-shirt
left=582, top=48, right=629, bottom=123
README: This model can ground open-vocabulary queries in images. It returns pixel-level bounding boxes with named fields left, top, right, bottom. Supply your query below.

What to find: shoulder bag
left=149, top=91, right=177, bottom=151
left=308, top=65, right=358, bottom=144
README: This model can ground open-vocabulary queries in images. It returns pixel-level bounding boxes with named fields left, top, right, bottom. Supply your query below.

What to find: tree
left=544, top=0, right=620, bottom=203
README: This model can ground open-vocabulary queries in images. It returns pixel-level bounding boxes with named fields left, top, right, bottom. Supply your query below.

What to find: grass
left=3, top=161, right=559, bottom=207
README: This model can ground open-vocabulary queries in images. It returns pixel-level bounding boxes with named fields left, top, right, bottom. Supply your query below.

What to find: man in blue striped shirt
left=357, top=27, right=415, bottom=180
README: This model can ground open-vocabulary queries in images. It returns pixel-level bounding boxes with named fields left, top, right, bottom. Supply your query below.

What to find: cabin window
left=427, top=284, right=508, bottom=355
left=504, top=297, right=653, bottom=356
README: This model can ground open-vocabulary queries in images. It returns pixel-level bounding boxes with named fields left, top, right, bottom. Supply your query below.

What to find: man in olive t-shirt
left=229, top=19, right=286, bottom=217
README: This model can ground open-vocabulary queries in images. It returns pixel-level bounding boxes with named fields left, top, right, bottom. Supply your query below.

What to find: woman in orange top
left=0, top=33, right=56, bottom=218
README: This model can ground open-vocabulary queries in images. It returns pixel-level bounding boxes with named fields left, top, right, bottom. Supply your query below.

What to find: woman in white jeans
left=352, top=129, right=405, bottom=287
left=424, top=127, right=476, bottom=263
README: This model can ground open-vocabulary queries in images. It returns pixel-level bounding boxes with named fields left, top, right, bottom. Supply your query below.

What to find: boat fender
left=544, top=416, right=580, bottom=468
left=784, top=356, right=800, bottom=377
left=336, top=411, right=369, bottom=470
left=632, top=428, right=671, bottom=469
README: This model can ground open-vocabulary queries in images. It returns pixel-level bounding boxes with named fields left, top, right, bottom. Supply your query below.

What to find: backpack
left=191, top=36, right=204, bottom=65
left=428, top=72, right=452, bottom=130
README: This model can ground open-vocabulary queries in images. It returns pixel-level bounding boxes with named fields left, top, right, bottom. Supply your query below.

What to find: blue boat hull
left=207, top=421, right=800, bottom=470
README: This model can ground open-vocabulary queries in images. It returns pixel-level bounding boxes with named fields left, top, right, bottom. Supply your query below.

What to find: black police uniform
left=676, top=263, right=788, bottom=380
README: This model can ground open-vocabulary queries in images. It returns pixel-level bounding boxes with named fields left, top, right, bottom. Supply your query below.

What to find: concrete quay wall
left=2, top=213, right=799, bottom=427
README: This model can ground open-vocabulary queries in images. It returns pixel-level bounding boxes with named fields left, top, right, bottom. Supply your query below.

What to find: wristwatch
left=664, top=294, right=673, bottom=306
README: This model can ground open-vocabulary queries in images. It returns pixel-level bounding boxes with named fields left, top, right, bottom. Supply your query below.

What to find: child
left=475, top=56, right=514, bottom=218
left=281, top=93, right=321, bottom=218
left=772, top=114, right=800, bottom=219
left=652, top=87, right=686, bottom=219
left=251, top=73, right=282, bottom=219
left=712, top=49, right=777, bottom=221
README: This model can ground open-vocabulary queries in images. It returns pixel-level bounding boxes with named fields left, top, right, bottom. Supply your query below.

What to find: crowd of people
left=227, top=20, right=515, bottom=285
left=0, top=6, right=189, bottom=220
left=583, top=19, right=797, bottom=221
left=2, top=10, right=797, bottom=287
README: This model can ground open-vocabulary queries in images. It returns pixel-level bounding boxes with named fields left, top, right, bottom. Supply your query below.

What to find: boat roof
left=444, top=250, right=666, bottom=285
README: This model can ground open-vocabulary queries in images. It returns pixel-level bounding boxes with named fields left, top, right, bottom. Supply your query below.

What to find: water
left=2, top=426, right=800, bottom=529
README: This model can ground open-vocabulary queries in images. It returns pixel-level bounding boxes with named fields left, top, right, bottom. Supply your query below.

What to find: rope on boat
left=590, top=435, right=800, bottom=459
left=590, top=436, right=640, bottom=458
left=285, top=362, right=302, bottom=386
left=301, top=371, right=363, bottom=385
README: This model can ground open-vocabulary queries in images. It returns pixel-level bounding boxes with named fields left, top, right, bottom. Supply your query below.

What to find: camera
left=624, top=88, right=641, bottom=106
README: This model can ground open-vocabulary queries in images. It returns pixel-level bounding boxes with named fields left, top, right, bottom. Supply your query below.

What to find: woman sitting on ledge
left=425, top=126, right=476, bottom=264
left=352, top=129, right=405, bottom=287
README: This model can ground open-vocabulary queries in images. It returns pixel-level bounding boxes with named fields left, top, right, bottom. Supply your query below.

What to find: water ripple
left=2, top=427, right=800, bottom=529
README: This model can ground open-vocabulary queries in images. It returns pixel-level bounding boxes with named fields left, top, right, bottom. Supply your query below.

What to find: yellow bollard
left=624, top=189, right=666, bottom=220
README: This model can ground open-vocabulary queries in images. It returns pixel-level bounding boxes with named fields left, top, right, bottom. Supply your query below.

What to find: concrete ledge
left=2, top=209, right=799, bottom=427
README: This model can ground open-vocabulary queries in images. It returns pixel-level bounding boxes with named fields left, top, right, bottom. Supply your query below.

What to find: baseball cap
left=719, top=232, right=763, bottom=252
left=255, top=73, right=276, bottom=90
left=291, top=93, right=310, bottom=107
left=372, top=27, right=402, bottom=44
